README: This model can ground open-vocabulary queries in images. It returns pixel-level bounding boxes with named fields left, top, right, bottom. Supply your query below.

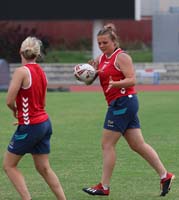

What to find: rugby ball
left=74, top=63, right=96, bottom=83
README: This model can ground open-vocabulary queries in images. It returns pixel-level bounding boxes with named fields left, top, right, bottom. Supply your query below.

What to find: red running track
left=69, top=84, right=179, bottom=92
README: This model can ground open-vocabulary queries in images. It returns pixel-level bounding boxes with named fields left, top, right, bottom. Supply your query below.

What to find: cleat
left=82, top=183, right=110, bottom=196
left=160, top=172, right=175, bottom=196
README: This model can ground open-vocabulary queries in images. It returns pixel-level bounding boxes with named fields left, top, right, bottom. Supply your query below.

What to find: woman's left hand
left=106, top=76, right=113, bottom=92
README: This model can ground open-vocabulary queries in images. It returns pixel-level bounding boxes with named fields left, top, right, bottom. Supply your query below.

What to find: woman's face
left=97, top=34, right=116, bottom=56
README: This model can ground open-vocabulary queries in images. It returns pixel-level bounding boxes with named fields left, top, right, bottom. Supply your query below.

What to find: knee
left=101, top=141, right=113, bottom=151
left=35, top=164, right=50, bottom=176
left=129, top=142, right=145, bottom=152
left=3, top=162, right=11, bottom=174
left=129, top=144, right=138, bottom=152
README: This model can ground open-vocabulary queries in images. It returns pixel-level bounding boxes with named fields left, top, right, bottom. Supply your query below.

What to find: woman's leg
left=124, top=128, right=175, bottom=196
left=32, top=154, right=66, bottom=200
left=101, top=129, right=121, bottom=185
left=124, top=128, right=167, bottom=177
left=3, top=151, right=32, bottom=200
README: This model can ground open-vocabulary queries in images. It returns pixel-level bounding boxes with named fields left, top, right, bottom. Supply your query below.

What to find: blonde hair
left=20, top=36, right=42, bottom=60
left=97, top=23, right=119, bottom=48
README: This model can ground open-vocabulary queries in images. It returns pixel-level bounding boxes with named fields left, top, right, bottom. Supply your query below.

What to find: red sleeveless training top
left=98, top=48, right=136, bottom=105
left=16, top=63, right=49, bottom=125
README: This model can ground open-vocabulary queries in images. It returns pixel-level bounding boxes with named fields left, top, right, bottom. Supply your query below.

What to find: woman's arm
left=6, top=67, right=26, bottom=118
left=108, top=53, right=136, bottom=89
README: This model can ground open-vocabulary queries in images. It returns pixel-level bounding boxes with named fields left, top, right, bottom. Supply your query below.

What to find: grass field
left=43, top=49, right=152, bottom=63
left=0, top=91, right=179, bottom=200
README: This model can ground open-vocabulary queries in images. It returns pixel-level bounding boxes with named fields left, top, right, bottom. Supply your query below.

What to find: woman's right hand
left=88, top=59, right=98, bottom=70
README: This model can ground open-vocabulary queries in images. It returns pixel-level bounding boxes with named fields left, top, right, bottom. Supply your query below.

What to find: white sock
left=160, top=172, right=167, bottom=180
left=102, top=184, right=110, bottom=190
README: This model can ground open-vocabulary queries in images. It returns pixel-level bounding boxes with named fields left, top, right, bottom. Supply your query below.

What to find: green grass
left=43, top=49, right=152, bottom=63
left=43, top=50, right=92, bottom=63
left=128, top=49, right=152, bottom=62
left=0, top=91, right=179, bottom=200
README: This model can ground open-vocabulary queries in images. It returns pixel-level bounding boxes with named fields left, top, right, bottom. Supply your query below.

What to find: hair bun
left=20, top=36, right=42, bottom=60
left=104, top=23, right=117, bottom=33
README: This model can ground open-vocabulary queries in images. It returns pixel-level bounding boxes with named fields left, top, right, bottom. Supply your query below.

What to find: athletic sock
left=102, top=184, right=110, bottom=190
left=160, top=172, right=167, bottom=180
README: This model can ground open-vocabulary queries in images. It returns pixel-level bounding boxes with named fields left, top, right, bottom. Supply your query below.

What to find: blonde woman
left=82, top=24, right=174, bottom=197
left=3, top=36, right=66, bottom=200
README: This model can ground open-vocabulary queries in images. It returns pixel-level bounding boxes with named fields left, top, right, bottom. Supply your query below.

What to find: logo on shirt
left=22, top=97, right=30, bottom=125
left=101, top=61, right=109, bottom=72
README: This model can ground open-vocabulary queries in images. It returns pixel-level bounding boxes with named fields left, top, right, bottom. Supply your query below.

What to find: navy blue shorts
left=104, top=94, right=140, bottom=135
left=8, top=119, right=52, bottom=155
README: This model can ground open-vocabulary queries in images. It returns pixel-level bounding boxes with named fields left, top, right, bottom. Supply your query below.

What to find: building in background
left=150, top=0, right=179, bottom=62
left=0, top=0, right=179, bottom=61
left=141, top=0, right=179, bottom=15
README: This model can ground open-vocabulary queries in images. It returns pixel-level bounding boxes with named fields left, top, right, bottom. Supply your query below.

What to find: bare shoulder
left=117, top=52, right=132, bottom=62
left=14, top=66, right=27, bottom=74
left=116, top=52, right=133, bottom=66
left=12, top=66, right=28, bottom=80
